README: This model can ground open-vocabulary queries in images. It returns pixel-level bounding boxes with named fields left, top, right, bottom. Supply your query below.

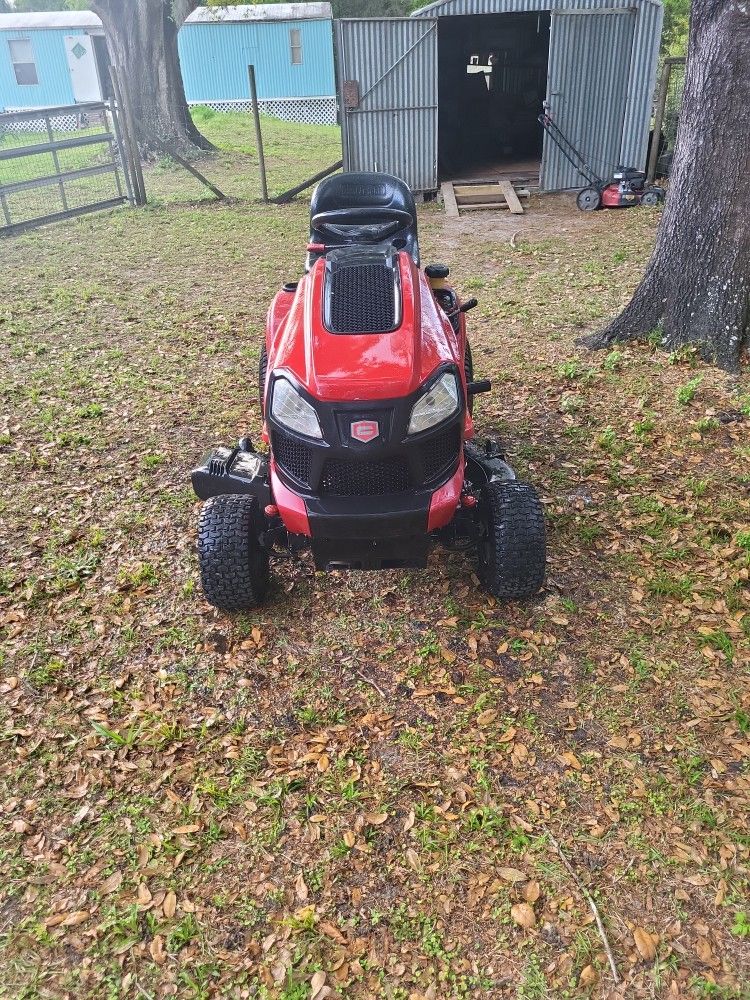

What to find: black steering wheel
left=312, top=207, right=413, bottom=244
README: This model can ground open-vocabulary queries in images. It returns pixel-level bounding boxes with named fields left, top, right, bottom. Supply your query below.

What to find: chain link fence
left=647, top=57, right=686, bottom=183
left=0, top=102, right=130, bottom=236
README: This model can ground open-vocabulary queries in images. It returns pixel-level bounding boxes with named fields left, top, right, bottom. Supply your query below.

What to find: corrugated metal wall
left=0, top=28, right=77, bottom=109
left=336, top=18, right=438, bottom=191
left=621, top=0, right=663, bottom=168
left=408, top=0, right=662, bottom=189
left=178, top=18, right=336, bottom=101
left=412, top=0, right=658, bottom=17
left=542, top=9, right=636, bottom=189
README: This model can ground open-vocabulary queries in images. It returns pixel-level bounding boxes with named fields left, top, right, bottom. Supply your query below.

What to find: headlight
left=408, top=371, right=460, bottom=435
left=270, top=378, right=322, bottom=439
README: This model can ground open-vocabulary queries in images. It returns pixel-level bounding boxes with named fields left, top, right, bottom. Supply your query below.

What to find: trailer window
left=289, top=28, right=303, bottom=65
left=9, top=38, right=39, bottom=86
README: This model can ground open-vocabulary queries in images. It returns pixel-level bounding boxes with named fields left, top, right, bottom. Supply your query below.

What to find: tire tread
left=478, top=481, right=546, bottom=600
left=198, top=495, right=269, bottom=612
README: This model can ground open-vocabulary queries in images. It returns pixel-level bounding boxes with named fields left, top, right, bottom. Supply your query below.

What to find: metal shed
left=335, top=0, right=663, bottom=192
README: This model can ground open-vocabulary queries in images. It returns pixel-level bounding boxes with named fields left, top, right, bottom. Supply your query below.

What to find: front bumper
left=267, top=366, right=464, bottom=514
left=269, top=459, right=463, bottom=569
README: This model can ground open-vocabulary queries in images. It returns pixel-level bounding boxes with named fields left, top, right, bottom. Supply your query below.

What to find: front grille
left=273, top=429, right=312, bottom=486
left=420, top=425, right=461, bottom=480
left=328, top=262, right=396, bottom=334
left=321, top=455, right=409, bottom=496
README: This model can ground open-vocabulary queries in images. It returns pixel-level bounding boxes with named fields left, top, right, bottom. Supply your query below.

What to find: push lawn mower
left=538, top=109, right=665, bottom=211
left=191, top=171, right=546, bottom=611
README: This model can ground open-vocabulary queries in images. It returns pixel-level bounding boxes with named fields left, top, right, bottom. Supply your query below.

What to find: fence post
left=647, top=59, right=672, bottom=185
left=111, top=65, right=146, bottom=206
left=0, top=190, right=11, bottom=228
left=45, top=109, right=69, bottom=213
left=108, top=96, right=135, bottom=206
left=247, top=65, right=268, bottom=202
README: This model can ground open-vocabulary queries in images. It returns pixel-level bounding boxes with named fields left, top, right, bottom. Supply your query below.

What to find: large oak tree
left=585, top=0, right=749, bottom=371
left=91, top=0, right=212, bottom=151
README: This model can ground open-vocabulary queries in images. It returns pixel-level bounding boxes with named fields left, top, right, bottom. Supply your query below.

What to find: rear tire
left=640, top=188, right=663, bottom=207
left=477, top=481, right=546, bottom=600
left=198, top=495, right=270, bottom=612
left=576, top=187, right=601, bottom=212
left=259, top=343, right=268, bottom=415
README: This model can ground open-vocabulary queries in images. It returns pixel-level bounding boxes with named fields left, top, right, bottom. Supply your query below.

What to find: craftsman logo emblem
left=350, top=420, right=379, bottom=443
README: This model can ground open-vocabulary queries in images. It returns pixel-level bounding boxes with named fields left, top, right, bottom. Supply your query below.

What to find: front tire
left=198, top=495, right=270, bottom=612
left=477, top=481, right=546, bottom=600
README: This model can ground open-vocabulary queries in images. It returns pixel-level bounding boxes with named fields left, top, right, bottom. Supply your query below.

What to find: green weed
left=676, top=376, right=703, bottom=405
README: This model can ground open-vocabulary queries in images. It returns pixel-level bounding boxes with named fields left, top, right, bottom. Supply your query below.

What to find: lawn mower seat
left=309, top=171, right=420, bottom=267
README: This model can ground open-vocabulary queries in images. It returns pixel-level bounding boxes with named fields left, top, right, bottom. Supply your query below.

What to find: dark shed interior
left=437, top=12, right=551, bottom=179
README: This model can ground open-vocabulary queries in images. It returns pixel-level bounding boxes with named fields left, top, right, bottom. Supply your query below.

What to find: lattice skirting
left=190, top=97, right=338, bottom=126
left=2, top=113, right=81, bottom=133
left=1, top=97, right=338, bottom=134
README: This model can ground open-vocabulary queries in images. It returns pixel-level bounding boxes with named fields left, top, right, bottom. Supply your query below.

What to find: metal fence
left=0, top=102, right=130, bottom=237
left=647, top=56, right=686, bottom=183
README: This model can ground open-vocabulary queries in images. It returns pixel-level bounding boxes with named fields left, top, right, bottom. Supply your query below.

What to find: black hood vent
left=323, top=245, right=401, bottom=335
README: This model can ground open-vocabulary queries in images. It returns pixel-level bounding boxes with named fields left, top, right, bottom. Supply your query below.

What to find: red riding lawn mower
left=538, top=109, right=666, bottom=211
left=191, top=172, right=546, bottom=611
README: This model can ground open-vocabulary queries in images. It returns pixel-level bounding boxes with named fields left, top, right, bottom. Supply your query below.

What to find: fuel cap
left=425, top=264, right=450, bottom=279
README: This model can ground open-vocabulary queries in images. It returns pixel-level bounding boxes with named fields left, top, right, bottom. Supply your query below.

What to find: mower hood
left=269, top=250, right=459, bottom=402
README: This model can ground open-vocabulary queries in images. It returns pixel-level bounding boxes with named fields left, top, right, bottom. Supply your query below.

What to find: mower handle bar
left=538, top=112, right=603, bottom=189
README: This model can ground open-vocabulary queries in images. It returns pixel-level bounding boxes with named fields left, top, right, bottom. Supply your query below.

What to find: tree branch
left=546, top=831, right=621, bottom=985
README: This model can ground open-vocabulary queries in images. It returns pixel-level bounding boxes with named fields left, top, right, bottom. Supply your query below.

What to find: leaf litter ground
left=0, top=125, right=749, bottom=1000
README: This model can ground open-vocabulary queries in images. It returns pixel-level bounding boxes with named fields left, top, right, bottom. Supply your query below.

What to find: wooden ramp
left=441, top=178, right=530, bottom=217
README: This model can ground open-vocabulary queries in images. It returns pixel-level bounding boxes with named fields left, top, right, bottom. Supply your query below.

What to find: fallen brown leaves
left=0, top=181, right=748, bottom=1000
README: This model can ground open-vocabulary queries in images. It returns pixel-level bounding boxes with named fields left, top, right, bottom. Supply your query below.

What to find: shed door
left=335, top=18, right=438, bottom=192
left=542, top=9, right=636, bottom=190
left=65, top=35, right=102, bottom=103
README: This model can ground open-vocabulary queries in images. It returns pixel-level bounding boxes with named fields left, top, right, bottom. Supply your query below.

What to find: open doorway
left=438, top=12, right=550, bottom=181
left=91, top=34, right=112, bottom=101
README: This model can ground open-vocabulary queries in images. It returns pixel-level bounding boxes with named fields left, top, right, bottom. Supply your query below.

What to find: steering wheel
left=312, top=208, right=413, bottom=244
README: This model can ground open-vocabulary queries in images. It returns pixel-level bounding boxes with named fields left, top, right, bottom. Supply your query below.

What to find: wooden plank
left=454, top=182, right=529, bottom=196
left=448, top=174, right=539, bottom=186
left=499, top=179, right=524, bottom=215
left=454, top=183, right=505, bottom=197
left=459, top=202, right=512, bottom=211
left=441, top=181, right=459, bottom=218
left=456, top=188, right=530, bottom=206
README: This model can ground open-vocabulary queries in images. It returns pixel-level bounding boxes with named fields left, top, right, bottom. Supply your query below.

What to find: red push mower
left=191, top=172, right=546, bottom=611
left=538, top=109, right=665, bottom=211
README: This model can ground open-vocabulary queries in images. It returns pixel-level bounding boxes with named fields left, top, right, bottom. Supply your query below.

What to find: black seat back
left=309, top=171, right=419, bottom=265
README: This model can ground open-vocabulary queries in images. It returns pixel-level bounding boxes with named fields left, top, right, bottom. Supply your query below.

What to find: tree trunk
left=92, top=0, right=213, bottom=153
left=583, top=0, right=750, bottom=371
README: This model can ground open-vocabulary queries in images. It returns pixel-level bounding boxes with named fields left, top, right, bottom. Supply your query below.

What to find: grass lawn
left=0, top=116, right=749, bottom=1000
left=147, top=109, right=343, bottom=203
